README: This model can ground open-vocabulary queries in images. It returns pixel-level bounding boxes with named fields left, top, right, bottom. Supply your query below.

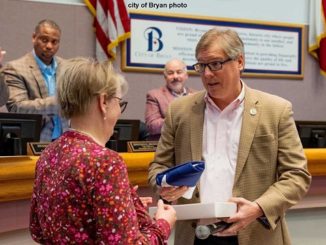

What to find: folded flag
left=156, top=161, right=205, bottom=187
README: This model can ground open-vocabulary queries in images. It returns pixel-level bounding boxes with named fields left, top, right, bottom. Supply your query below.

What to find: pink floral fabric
left=30, top=130, right=170, bottom=244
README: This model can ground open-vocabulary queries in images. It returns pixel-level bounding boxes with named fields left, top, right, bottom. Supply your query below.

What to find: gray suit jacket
left=148, top=85, right=311, bottom=245
left=0, top=71, right=8, bottom=106
left=3, top=52, right=69, bottom=141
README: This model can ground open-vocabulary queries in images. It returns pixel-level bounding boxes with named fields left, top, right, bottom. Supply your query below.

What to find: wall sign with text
left=121, top=11, right=304, bottom=79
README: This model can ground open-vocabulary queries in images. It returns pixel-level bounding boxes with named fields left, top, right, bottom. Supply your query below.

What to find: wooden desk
left=1, top=149, right=326, bottom=203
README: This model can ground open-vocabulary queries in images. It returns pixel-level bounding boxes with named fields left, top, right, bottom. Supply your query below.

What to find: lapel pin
left=250, top=108, right=257, bottom=116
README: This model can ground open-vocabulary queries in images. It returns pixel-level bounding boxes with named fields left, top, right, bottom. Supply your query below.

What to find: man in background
left=145, top=58, right=196, bottom=140
left=0, top=72, right=8, bottom=112
left=2, top=19, right=68, bottom=141
left=148, top=28, right=311, bottom=245
left=0, top=48, right=8, bottom=112
left=0, top=47, right=5, bottom=68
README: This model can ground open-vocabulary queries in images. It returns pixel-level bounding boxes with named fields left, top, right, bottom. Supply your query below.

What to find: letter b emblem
left=144, top=27, right=164, bottom=52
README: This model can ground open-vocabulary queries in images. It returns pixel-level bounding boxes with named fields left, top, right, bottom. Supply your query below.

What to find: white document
left=149, top=202, right=236, bottom=220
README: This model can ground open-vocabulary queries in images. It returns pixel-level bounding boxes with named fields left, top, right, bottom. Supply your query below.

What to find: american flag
left=309, top=0, right=326, bottom=75
left=84, top=0, right=130, bottom=60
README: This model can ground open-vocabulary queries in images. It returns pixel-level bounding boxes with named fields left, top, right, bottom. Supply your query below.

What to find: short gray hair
left=163, top=58, right=187, bottom=75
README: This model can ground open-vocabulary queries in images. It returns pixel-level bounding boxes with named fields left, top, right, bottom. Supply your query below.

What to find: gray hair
left=163, top=58, right=188, bottom=75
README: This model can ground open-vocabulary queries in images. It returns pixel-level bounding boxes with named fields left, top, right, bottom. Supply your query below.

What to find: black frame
left=295, top=120, right=326, bottom=148
left=106, top=119, right=140, bottom=152
left=0, top=112, right=42, bottom=155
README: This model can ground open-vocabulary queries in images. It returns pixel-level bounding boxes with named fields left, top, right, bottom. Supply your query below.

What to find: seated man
left=0, top=48, right=8, bottom=112
left=0, top=72, right=8, bottom=112
left=2, top=19, right=68, bottom=141
left=0, top=46, right=5, bottom=68
left=145, top=58, right=196, bottom=140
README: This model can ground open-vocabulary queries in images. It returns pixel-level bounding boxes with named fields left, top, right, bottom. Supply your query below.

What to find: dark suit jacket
left=148, top=85, right=311, bottom=245
left=3, top=52, right=69, bottom=141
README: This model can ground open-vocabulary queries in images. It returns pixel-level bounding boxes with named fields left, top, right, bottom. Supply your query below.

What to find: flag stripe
left=84, top=0, right=130, bottom=60
left=117, top=0, right=130, bottom=32
left=108, top=0, right=118, bottom=29
left=94, top=19, right=110, bottom=57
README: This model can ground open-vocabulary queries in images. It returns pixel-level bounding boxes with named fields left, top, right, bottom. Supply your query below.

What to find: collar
left=168, top=86, right=188, bottom=97
left=33, top=49, right=57, bottom=75
left=204, top=80, right=245, bottom=111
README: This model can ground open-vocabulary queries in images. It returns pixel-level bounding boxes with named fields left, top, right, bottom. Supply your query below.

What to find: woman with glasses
left=30, top=57, right=176, bottom=244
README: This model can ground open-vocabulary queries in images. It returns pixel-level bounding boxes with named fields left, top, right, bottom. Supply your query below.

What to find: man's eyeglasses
left=193, top=58, right=233, bottom=73
left=113, top=97, right=128, bottom=113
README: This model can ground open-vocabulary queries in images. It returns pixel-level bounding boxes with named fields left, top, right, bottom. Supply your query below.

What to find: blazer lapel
left=234, top=87, right=261, bottom=185
left=27, top=53, right=48, bottom=98
left=162, top=86, right=174, bottom=103
left=190, top=92, right=206, bottom=161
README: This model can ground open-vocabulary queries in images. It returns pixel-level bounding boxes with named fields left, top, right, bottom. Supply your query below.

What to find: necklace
left=69, top=128, right=104, bottom=146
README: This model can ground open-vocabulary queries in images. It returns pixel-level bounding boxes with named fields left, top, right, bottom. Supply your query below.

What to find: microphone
left=195, top=221, right=233, bottom=240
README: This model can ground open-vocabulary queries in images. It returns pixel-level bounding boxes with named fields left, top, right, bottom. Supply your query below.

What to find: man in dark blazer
left=148, top=28, right=311, bottom=245
left=3, top=19, right=68, bottom=141
left=145, top=58, right=196, bottom=140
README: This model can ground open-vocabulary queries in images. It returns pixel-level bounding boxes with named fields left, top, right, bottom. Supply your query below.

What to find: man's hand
left=216, top=197, right=264, bottom=236
left=139, top=196, right=153, bottom=207
left=159, top=186, right=189, bottom=202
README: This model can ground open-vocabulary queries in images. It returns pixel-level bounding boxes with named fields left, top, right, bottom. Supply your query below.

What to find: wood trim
left=304, top=149, right=326, bottom=176
left=1, top=150, right=325, bottom=203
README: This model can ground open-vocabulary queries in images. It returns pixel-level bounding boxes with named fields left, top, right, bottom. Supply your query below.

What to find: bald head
left=164, top=59, right=187, bottom=72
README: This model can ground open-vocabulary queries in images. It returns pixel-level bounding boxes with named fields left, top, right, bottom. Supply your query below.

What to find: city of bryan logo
left=144, top=27, right=164, bottom=52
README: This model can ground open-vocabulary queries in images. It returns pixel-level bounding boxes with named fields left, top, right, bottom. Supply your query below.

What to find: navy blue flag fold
left=156, top=161, right=205, bottom=187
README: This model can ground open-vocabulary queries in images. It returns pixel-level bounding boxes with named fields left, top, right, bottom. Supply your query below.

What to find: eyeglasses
left=113, top=97, right=128, bottom=113
left=193, top=58, right=233, bottom=73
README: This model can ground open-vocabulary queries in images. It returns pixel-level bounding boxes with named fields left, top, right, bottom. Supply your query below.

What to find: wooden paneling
left=1, top=150, right=325, bottom=203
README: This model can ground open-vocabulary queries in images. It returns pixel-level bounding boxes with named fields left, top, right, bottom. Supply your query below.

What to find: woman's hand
left=133, top=185, right=153, bottom=207
left=155, top=199, right=176, bottom=229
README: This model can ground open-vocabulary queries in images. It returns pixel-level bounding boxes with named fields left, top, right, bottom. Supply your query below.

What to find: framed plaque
left=27, top=142, right=50, bottom=156
left=122, top=11, right=304, bottom=79
left=127, top=141, right=158, bottom=152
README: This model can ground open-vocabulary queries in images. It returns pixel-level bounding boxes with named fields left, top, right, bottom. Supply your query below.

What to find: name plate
left=27, top=142, right=50, bottom=156
left=127, top=141, right=158, bottom=152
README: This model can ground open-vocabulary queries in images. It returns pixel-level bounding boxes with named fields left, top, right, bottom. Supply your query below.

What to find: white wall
left=126, top=0, right=309, bottom=24
left=25, top=0, right=310, bottom=24
left=25, top=0, right=83, bottom=4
